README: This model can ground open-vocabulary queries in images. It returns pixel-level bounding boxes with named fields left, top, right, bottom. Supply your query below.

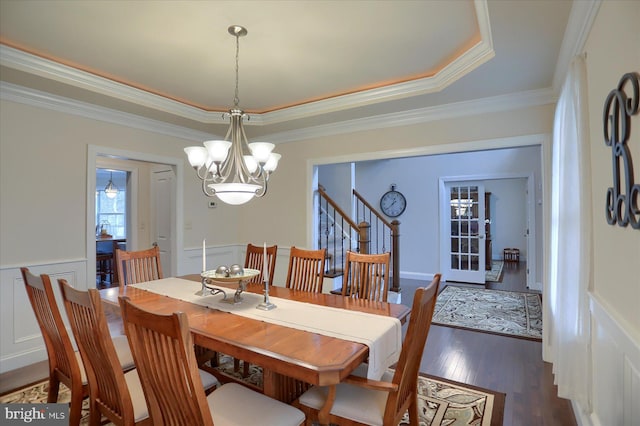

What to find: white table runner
left=130, top=277, right=402, bottom=380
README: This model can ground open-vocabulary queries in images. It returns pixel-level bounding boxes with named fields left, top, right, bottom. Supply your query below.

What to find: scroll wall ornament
left=603, top=71, right=640, bottom=229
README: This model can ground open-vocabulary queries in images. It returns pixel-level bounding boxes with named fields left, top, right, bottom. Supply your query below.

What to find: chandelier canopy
left=184, top=25, right=280, bottom=206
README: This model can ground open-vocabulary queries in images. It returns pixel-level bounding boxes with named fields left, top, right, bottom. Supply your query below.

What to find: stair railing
left=353, top=189, right=400, bottom=292
left=317, top=186, right=369, bottom=276
left=316, top=186, right=400, bottom=294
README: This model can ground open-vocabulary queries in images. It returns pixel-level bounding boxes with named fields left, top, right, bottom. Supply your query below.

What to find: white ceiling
left=0, top=0, right=575, bottom=141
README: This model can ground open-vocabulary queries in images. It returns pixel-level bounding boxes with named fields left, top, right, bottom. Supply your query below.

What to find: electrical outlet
left=208, top=201, right=217, bottom=208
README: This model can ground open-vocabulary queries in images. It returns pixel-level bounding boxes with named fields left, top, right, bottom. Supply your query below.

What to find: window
left=96, top=169, right=127, bottom=238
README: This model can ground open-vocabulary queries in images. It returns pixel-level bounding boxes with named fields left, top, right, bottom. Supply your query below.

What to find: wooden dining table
left=100, top=274, right=410, bottom=423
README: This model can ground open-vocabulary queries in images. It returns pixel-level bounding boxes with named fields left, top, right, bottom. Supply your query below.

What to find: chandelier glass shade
left=184, top=25, right=280, bottom=206
left=104, top=172, right=118, bottom=199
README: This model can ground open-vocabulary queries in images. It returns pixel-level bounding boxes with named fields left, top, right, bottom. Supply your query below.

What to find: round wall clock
left=379, top=184, right=406, bottom=217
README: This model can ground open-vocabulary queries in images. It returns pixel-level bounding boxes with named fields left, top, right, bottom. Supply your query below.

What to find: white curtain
left=549, top=54, right=592, bottom=413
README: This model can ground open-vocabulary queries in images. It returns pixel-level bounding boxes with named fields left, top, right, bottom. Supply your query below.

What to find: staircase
left=316, top=185, right=401, bottom=294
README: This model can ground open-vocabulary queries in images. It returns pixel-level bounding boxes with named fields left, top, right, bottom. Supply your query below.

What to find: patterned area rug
left=0, top=356, right=505, bottom=426
left=485, top=260, right=504, bottom=282
left=433, top=285, right=542, bottom=340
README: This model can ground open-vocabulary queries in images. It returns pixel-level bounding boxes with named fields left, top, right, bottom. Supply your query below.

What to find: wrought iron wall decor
left=603, top=71, right=640, bottom=229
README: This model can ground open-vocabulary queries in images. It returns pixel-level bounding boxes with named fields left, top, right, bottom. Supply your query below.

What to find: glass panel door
left=445, top=182, right=486, bottom=283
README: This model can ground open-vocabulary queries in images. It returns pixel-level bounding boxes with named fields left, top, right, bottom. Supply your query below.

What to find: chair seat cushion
left=112, top=335, right=135, bottom=371
left=208, top=383, right=304, bottom=426
left=298, top=381, right=389, bottom=426
left=124, top=369, right=150, bottom=422
left=198, top=368, right=220, bottom=391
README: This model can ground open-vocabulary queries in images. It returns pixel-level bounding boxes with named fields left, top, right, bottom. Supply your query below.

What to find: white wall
left=579, top=1, right=640, bottom=425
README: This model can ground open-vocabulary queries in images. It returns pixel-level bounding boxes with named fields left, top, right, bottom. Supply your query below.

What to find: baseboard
left=399, top=271, right=436, bottom=281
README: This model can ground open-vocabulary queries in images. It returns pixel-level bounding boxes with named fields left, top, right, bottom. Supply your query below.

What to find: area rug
left=485, top=260, right=504, bottom=282
left=0, top=357, right=505, bottom=426
left=433, top=285, right=542, bottom=341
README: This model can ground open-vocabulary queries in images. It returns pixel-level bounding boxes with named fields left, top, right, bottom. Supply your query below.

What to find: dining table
left=99, top=274, right=410, bottom=424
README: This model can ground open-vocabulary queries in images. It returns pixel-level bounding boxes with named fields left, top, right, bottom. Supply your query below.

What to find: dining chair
left=115, top=246, right=215, bottom=368
left=232, top=243, right=278, bottom=376
left=342, top=251, right=391, bottom=302
left=115, top=246, right=163, bottom=288
left=57, top=281, right=217, bottom=424
left=58, top=280, right=152, bottom=426
left=244, top=243, right=278, bottom=287
left=119, top=296, right=306, bottom=426
left=294, top=274, right=441, bottom=426
left=20, top=268, right=136, bottom=426
left=285, top=247, right=327, bottom=293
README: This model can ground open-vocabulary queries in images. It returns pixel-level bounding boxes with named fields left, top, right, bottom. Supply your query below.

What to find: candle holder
left=195, top=274, right=226, bottom=297
left=256, top=279, right=277, bottom=310
left=196, top=269, right=260, bottom=305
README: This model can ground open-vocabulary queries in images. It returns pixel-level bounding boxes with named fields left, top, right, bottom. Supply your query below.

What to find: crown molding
left=264, top=87, right=557, bottom=143
left=0, top=45, right=222, bottom=124
left=0, top=1, right=493, bottom=127
left=0, top=81, right=214, bottom=142
left=552, top=0, right=601, bottom=92
left=1, top=80, right=555, bottom=145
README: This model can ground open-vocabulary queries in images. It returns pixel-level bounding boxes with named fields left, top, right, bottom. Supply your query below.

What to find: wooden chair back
left=342, top=251, right=391, bottom=302
left=20, top=268, right=88, bottom=425
left=383, top=274, right=440, bottom=424
left=58, top=280, right=140, bottom=426
left=285, top=247, right=326, bottom=292
left=119, top=296, right=213, bottom=426
left=115, top=246, right=163, bottom=288
left=244, top=243, right=277, bottom=286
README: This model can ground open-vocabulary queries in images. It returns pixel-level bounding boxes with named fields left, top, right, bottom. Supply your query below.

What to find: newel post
left=358, top=221, right=370, bottom=254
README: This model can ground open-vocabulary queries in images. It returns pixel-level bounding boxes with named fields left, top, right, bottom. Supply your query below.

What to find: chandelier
left=184, top=25, right=281, bottom=205
left=104, top=171, right=119, bottom=199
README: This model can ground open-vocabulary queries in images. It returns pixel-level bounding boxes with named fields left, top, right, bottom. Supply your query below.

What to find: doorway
left=439, top=174, right=536, bottom=288
left=442, top=181, right=487, bottom=284
left=95, top=168, right=129, bottom=288
left=87, top=145, right=184, bottom=289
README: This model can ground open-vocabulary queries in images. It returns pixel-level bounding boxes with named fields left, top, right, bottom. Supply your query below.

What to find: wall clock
left=380, top=184, right=406, bottom=217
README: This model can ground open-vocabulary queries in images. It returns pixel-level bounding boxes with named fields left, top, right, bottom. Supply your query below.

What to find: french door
left=443, top=182, right=486, bottom=283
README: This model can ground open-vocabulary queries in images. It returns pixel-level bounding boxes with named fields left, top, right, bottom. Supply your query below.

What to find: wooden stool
left=503, top=248, right=520, bottom=262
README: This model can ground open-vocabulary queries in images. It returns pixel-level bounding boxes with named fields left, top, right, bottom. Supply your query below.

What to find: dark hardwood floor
left=402, top=261, right=577, bottom=426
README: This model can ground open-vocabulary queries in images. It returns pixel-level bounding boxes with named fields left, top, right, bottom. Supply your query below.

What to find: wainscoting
left=588, top=294, right=640, bottom=426
left=0, top=259, right=88, bottom=373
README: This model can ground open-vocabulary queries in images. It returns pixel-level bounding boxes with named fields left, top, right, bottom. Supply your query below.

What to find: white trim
left=1, top=80, right=556, bottom=147
left=312, top=133, right=547, bottom=166
left=589, top=293, right=640, bottom=426
left=0, top=45, right=220, bottom=124
left=552, top=0, right=602, bottom=92
left=265, top=88, right=556, bottom=143
left=0, top=81, right=214, bottom=142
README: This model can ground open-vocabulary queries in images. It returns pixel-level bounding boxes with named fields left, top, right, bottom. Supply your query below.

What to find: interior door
left=444, top=182, right=486, bottom=283
left=152, top=167, right=175, bottom=277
